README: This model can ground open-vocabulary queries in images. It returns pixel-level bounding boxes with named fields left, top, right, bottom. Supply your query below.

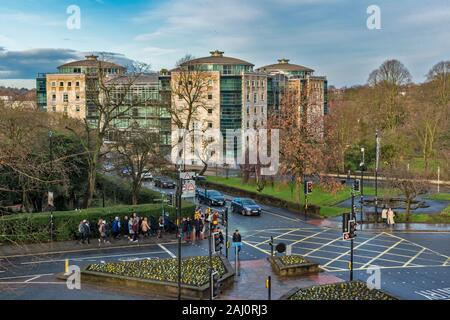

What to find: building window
left=132, top=108, right=139, bottom=117
left=208, top=94, right=213, bottom=100
left=246, top=106, right=249, bottom=115
left=208, top=122, right=213, bottom=128
left=68, top=82, right=72, bottom=87
left=76, top=81, right=80, bottom=87
left=246, top=93, right=250, bottom=102
left=51, top=81, right=56, bottom=87
left=76, top=94, right=80, bottom=101
left=76, top=106, right=80, bottom=112
left=261, top=93, right=264, bottom=101
left=223, top=65, right=232, bottom=75
left=208, top=108, right=213, bottom=115
left=63, top=94, right=68, bottom=103
left=246, top=121, right=249, bottom=129
left=253, top=93, right=257, bottom=103
left=254, top=107, right=257, bottom=114
left=63, top=106, right=68, bottom=113
left=252, top=80, right=255, bottom=87
left=52, top=94, right=56, bottom=101
left=253, top=120, right=257, bottom=128
left=178, top=94, right=183, bottom=100
left=60, top=82, right=64, bottom=87
left=74, top=68, right=81, bottom=73
left=52, top=106, right=56, bottom=112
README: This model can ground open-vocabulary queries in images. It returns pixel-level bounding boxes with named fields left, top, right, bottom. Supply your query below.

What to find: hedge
left=96, top=174, right=159, bottom=205
left=0, top=202, right=195, bottom=244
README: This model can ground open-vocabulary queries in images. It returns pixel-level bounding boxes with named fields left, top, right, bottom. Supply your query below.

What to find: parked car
left=196, top=189, right=225, bottom=206
left=154, top=177, right=176, bottom=189
left=231, top=198, right=262, bottom=216
left=141, top=172, right=153, bottom=181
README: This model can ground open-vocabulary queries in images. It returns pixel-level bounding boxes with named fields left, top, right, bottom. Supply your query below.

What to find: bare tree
left=169, top=55, right=213, bottom=164
left=368, top=59, right=412, bottom=130
left=66, top=55, right=150, bottom=208
left=112, top=126, right=166, bottom=205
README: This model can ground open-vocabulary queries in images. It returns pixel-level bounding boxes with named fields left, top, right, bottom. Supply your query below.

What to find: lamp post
left=48, top=130, right=54, bottom=242
left=375, top=130, right=380, bottom=223
left=360, top=147, right=365, bottom=229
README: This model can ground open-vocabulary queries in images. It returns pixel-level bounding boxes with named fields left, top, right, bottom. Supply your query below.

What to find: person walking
left=157, top=215, right=164, bottom=239
left=131, top=217, right=139, bottom=242
left=98, top=220, right=109, bottom=245
left=141, top=217, right=150, bottom=238
left=381, top=205, right=388, bottom=224
left=232, top=229, right=242, bottom=253
left=123, top=216, right=129, bottom=238
left=78, top=220, right=85, bottom=244
left=387, top=208, right=395, bottom=227
left=112, top=216, right=121, bottom=239
left=84, top=220, right=91, bottom=244
left=194, top=216, right=203, bottom=241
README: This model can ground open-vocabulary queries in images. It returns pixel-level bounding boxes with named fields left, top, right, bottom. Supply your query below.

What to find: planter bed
left=268, top=255, right=321, bottom=276
left=281, top=281, right=397, bottom=300
left=62, top=255, right=234, bottom=299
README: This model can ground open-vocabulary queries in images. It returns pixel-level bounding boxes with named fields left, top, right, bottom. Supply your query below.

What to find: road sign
left=179, top=171, right=195, bottom=180
left=181, top=179, right=196, bottom=198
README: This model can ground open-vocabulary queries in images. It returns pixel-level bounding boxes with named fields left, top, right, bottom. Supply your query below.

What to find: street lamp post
left=48, top=130, right=54, bottom=242
left=375, top=130, right=380, bottom=223
left=360, top=147, right=365, bottom=229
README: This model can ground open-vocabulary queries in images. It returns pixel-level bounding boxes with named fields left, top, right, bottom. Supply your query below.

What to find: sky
left=0, top=0, right=449, bottom=89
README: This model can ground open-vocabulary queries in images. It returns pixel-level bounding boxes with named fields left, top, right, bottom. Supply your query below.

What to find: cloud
left=142, top=47, right=178, bottom=56
left=0, top=48, right=136, bottom=79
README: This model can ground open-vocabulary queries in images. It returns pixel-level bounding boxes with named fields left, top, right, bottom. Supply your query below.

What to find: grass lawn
left=206, top=176, right=398, bottom=218
left=425, top=193, right=450, bottom=201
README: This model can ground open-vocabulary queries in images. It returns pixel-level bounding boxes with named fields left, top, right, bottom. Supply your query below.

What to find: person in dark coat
left=232, top=229, right=242, bottom=253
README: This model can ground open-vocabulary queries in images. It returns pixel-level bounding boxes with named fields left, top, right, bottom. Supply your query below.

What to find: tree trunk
left=131, top=180, right=140, bottom=205
left=83, top=165, right=97, bottom=209
left=199, top=161, right=208, bottom=176
left=406, top=199, right=411, bottom=222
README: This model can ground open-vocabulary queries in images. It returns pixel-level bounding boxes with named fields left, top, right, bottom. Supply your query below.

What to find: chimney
left=278, top=58, right=290, bottom=64
left=210, top=50, right=224, bottom=57
left=85, top=54, right=99, bottom=61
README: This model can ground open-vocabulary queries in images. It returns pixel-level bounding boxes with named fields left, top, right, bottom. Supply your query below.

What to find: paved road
left=1, top=183, right=449, bottom=300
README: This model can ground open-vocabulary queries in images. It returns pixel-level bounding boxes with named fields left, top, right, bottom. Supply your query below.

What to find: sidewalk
left=307, top=218, right=450, bottom=232
left=0, top=234, right=178, bottom=258
left=218, top=258, right=343, bottom=300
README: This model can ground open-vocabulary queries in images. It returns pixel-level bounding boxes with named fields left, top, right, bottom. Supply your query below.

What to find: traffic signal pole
left=350, top=237, right=354, bottom=281
left=177, top=172, right=182, bottom=300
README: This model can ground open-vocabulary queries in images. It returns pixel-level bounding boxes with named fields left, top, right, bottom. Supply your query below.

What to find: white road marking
left=0, top=273, right=54, bottom=281
left=0, top=240, right=177, bottom=259
left=360, top=239, right=404, bottom=269
left=20, top=251, right=166, bottom=265
left=403, top=248, right=426, bottom=267
left=24, top=275, right=42, bottom=283
left=321, top=233, right=384, bottom=268
left=158, top=244, right=176, bottom=258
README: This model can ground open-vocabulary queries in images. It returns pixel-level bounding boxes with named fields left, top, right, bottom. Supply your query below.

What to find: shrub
left=0, top=203, right=195, bottom=243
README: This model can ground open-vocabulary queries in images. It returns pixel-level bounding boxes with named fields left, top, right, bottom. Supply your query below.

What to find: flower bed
left=72, top=255, right=235, bottom=299
left=86, top=256, right=226, bottom=287
left=268, top=255, right=320, bottom=276
left=284, top=281, right=397, bottom=300
left=279, top=255, right=309, bottom=266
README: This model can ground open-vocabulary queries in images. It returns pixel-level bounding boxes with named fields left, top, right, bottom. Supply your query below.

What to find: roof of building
left=58, top=55, right=126, bottom=69
left=180, top=50, right=254, bottom=67
left=257, top=59, right=314, bottom=73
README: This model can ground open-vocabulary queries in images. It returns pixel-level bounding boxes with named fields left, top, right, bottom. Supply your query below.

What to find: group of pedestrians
left=77, top=212, right=166, bottom=245
left=381, top=205, right=396, bottom=226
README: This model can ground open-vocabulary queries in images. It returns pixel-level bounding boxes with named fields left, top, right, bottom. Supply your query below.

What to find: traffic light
left=212, top=232, right=222, bottom=254
left=349, top=219, right=357, bottom=239
left=353, top=179, right=361, bottom=193
left=220, top=208, right=228, bottom=226
left=304, top=181, right=313, bottom=195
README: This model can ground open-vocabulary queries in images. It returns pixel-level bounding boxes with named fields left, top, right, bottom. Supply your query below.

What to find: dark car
left=197, top=189, right=225, bottom=206
left=154, top=177, right=176, bottom=189
left=231, top=198, right=261, bottom=216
